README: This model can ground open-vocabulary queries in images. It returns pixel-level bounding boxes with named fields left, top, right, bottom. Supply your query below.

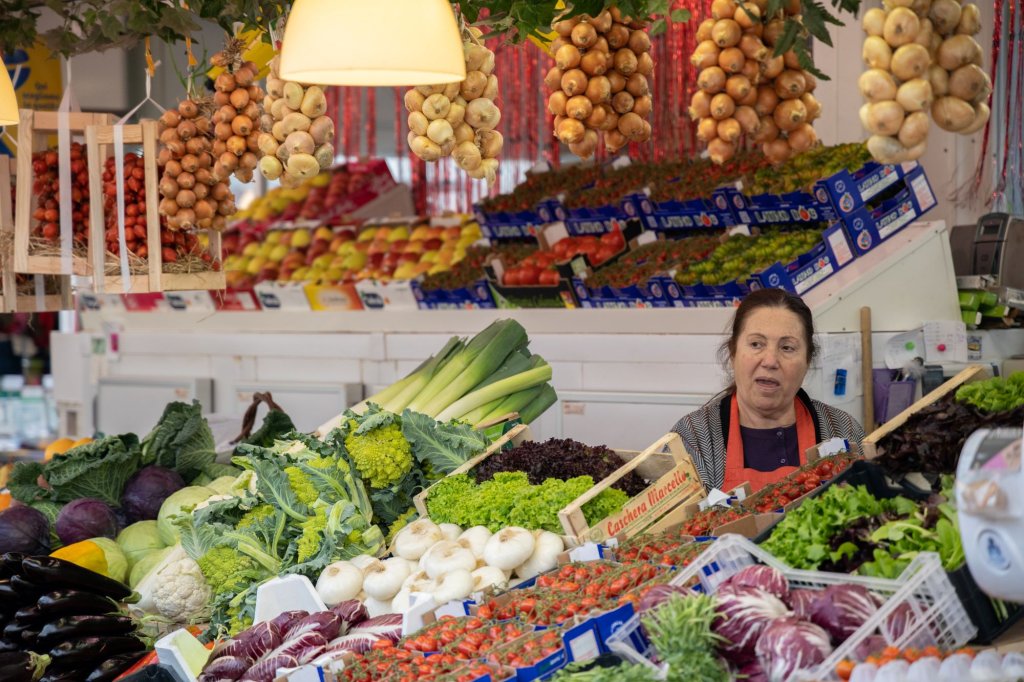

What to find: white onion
left=483, top=527, right=535, bottom=571
left=393, top=519, right=443, bottom=561
left=316, top=561, right=363, bottom=606
left=471, top=566, right=509, bottom=592
left=515, top=531, right=565, bottom=579
left=432, top=569, right=475, bottom=604
left=363, top=558, right=411, bottom=601
left=457, top=526, right=493, bottom=559
left=363, top=596, right=393, bottom=617
left=422, top=540, right=477, bottom=580
left=439, top=523, right=463, bottom=542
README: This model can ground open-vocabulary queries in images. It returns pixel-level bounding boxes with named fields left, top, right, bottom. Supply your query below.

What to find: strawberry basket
left=606, top=534, right=976, bottom=682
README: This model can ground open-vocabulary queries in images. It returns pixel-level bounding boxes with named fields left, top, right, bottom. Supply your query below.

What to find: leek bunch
left=354, top=319, right=556, bottom=428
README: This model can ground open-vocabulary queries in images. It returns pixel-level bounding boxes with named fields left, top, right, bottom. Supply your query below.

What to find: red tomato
left=600, top=230, right=625, bottom=250
left=503, top=268, right=522, bottom=286
left=552, top=239, right=571, bottom=259
left=593, top=245, right=618, bottom=264
left=539, top=269, right=560, bottom=286
left=518, top=264, right=541, bottom=285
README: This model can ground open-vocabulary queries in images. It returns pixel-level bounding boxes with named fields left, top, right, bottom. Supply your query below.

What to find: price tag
left=566, top=629, right=601, bottom=662
left=568, top=543, right=604, bottom=563
left=636, top=231, right=658, bottom=246
left=700, top=488, right=733, bottom=510
left=817, top=437, right=850, bottom=458
left=164, top=291, right=215, bottom=312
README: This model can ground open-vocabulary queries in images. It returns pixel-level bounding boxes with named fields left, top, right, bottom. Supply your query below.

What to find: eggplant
left=0, top=553, right=26, bottom=576
left=49, top=635, right=146, bottom=666
left=13, top=604, right=45, bottom=624
left=40, top=671, right=84, bottom=682
left=85, top=650, right=150, bottom=682
left=10, top=575, right=44, bottom=601
left=21, top=557, right=132, bottom=601
left=0, top=651, right=50, bottom=682
left=3, top=619, right=40, bottom=645
left=35, top=590, right=121, bottom=620
left=38, top=614, right=137, bottom=645
left=0, top=639, right=18, bottom=652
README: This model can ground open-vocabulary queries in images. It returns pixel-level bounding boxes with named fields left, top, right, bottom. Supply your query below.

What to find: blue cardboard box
left=627, top=191, right=735, bottom=231
left=535, top=198, right=569, bottom=224
left=813, top=161, right=916, bottom=217
left=716, top=185, right=838, bottom=226
left=563, top=204, right=628, bottom=236
left=414, top=280, right=497, bottom=310
left=748, top=222, right=858, bottom=295
left=841, top=166, right=937, bottom=256
left=475, top=206, right=542, bottom=239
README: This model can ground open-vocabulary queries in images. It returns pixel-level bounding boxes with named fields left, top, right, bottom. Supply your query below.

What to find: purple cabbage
left=326, top=633, right=383, bottom=655
left=121, top=466, right=185, bottom=521
left=725, top=565, right=790, bottom=602
left=786, top=589, right=819, bottom=620
left=713, top=585, right=792, bottom=662
left=266, top=632, right=328, bottom=662
left=809, top=585, right=879, bottom=643
left=0, top=505, right=51, bottom=555
left=55, top=498, right=119, bottom=544
left=198, top=656, right=250, bottom=681
left=285, top=612, right=342, bottom=642
left=212, top=621, right=281, bottom=663
left=853, top=635, right=888, bottom=662
left=638, top=584, right=690, bottom=613
left=330, top=600, right=369, bottom=631
left=296, top=645, right=326, bottom=665
left=349, top=613, right=403, bottom=643
left=755, top=617, right=833, bottom=682
left=269, top=610, right=309, bottom=639
left=241, top=654, right=299, bottom=682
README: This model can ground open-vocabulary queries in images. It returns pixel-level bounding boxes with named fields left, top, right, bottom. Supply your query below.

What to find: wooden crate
left=862, top=364, right=991, bottom=458
left=0, top=155, right=72, bottom=312
left=413, top=424, right=707, bottom=545
left=85, top=120, right=226, bottom=293
left=13, top=109, right=114, bottom=277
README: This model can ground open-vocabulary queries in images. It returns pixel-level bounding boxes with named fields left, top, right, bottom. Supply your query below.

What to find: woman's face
left=732, top=306, right=810, bottom=418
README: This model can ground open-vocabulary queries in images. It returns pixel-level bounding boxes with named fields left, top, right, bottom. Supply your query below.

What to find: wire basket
left=607, top=534, right=977, bottom=682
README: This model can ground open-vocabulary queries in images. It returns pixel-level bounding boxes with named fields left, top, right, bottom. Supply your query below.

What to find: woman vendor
left=672, top=288, right=864, bottom=492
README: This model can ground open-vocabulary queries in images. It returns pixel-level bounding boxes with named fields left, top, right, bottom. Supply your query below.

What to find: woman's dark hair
left=719, top=288, right=819, bottom=367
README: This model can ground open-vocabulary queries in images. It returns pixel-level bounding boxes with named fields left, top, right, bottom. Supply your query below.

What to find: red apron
left=722, top=394, right=817, bottom=493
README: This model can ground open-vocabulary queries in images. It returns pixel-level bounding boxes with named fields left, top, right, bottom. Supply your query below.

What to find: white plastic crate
left=607, top=534, right=977, bottom=682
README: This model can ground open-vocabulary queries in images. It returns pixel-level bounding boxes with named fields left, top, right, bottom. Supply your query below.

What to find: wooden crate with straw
left=13, top=109, right=114, bottom=277
left=1, top=155, right=73, bottom=312
left=86, top=119, right=226, bottom=293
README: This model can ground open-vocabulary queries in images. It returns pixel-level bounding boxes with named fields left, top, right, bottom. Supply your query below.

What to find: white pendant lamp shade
left=0, top=58, right=17, bottom=126
left=279, top=0, right=467, bottom=86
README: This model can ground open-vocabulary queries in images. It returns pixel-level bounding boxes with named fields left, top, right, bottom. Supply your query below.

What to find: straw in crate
left=606, top=534, right=976, bottom=682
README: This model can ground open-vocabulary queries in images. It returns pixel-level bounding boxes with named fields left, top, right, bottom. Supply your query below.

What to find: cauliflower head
left=344, top=420, right=413, bottom=489
left=134, top=544, right=210, bottom=622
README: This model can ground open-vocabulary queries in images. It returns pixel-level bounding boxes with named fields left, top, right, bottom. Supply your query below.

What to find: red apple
left=423, top=238, right=443, bottom=251
left=389, top=239, right=409, bottom=253
left=444, top=226, right=462, bottom=240
left=399, top=252, right=420, bottom=264
left=368, top=239, right=390, bottom=256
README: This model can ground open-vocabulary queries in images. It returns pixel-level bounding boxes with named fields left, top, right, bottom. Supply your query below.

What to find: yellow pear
left=242, top=242, right=261, bottom=257
left=265, top=231, right=282, bottom=245
left=387, top=226, right=410, bottom=243
left=246, top=256, right=266, bottom=276
left=291, top=229, right=312, bottom=249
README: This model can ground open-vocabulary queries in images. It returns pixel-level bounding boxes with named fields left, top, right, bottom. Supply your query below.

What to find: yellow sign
left=2, top=41, right=63, bottom=157
left=527, top=0, right=566, bottom=56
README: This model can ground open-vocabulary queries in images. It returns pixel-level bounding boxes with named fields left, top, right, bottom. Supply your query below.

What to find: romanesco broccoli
left=237, top=504, right=275, bottom=529
left=285, top=466, right=320, bottom=506
left=344, top=420, right=413, bottom=488
left=197, top=546, right=265, bottom=596
left=296, top=506, right=327, bottom=563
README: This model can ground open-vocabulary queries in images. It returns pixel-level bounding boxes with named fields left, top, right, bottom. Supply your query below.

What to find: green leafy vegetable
left=18, top=435, right=142, bottom=507
left=141, top=401, right=217, bottom=481
left=238, top=409, right=296, bottom=450
left=427, top=471, right=628, bottom=533
left=400, top=409, right=491, bottom=475
left=956, top=372, right=1024, bottom=413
